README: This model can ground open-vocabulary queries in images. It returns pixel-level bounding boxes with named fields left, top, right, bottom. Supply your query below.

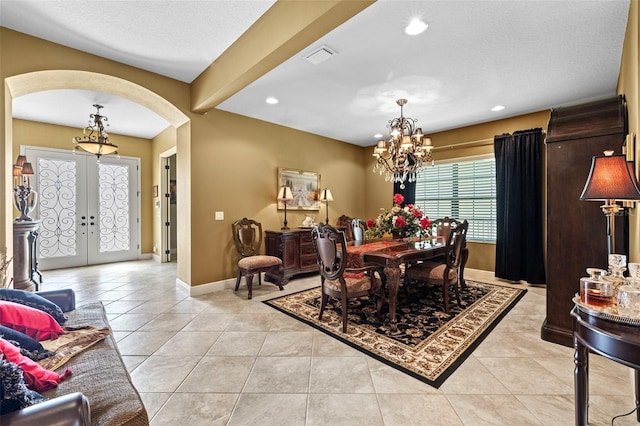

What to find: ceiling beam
left=190, top=0, right=374, bottom=114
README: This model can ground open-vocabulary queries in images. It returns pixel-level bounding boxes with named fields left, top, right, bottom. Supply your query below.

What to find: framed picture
left=278, top=168, right=320, bottom=210
left=152, top=185, right=158, bottom=198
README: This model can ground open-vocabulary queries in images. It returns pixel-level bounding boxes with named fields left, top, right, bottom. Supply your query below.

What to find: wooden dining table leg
left=384, top=264, right=401, bottom=332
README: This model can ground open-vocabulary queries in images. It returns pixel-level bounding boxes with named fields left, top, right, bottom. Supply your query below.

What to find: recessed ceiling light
left=374, top=133, right=383, bottom=139
left=491, top=105, right=505, bottom=112
left=406, top=19, right=428, bottom=35
left=265, top=97, right=278, bottom=104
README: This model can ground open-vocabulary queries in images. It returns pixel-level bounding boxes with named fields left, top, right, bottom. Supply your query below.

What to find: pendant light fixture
left=72, top=104, right=118, bottom=159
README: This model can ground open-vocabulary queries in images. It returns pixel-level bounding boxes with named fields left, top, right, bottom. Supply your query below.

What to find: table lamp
left=277, top=185, right=293, bottom=230
left=319, top=189, right=333, bottom=224
left=580, top=150, right=640, bottom=254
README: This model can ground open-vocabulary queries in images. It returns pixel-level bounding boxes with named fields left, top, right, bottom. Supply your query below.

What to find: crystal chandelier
left=72, top=104, right=118, bottom=159
left=372, top=99, right=433, bottom=188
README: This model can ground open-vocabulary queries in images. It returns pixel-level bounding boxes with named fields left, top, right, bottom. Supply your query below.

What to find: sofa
left=1, top=289, right=149, bottom=426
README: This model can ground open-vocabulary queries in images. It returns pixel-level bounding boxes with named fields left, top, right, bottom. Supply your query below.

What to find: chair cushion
left=406, top=262, right=457, bottom=284
left=324, top=275, right=375, bottom=293
left=238, top=255, right=282, bottom=270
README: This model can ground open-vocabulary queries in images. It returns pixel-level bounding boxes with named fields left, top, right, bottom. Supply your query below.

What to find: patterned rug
left=264, top=280, right=526, bottom=388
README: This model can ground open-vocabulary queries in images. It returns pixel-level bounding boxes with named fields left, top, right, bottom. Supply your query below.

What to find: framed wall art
left=277, top=168, right=320, bottom=210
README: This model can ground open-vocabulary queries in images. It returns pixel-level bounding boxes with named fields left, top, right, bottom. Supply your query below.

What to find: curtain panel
left=494, top=128, right=546, bottom=284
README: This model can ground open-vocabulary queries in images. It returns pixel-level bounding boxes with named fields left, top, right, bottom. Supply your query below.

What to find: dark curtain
left=394, top=180, right=415, bottom=205
left=494, top=128, right=546, bottom=284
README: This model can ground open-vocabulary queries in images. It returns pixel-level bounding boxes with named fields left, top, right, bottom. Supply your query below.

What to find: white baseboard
left=176, top=276, right=237, bottom=297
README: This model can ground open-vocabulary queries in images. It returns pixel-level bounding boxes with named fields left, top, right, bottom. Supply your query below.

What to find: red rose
left=393, top=193, right=404, bottom=205
left=420, top=217, right=432, bottom=229
left=395, top=217, right=407, bottom=228
left=412, top=208, right=423, bottom=218
left=366, top=219, right=376, bottom=228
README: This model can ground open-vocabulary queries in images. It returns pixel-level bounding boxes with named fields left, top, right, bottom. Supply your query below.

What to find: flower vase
left=392, top=230, right=408, bottom=240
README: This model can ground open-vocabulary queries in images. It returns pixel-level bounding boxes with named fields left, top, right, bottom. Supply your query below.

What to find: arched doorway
left=4, top=70, right=191, bottom=281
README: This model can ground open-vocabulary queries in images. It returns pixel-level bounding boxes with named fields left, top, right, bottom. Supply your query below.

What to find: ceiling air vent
left=304, top=45, right=336, bottom=65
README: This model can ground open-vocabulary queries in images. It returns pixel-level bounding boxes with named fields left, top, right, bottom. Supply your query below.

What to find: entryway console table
left=572, top=307, right=640, bottom=426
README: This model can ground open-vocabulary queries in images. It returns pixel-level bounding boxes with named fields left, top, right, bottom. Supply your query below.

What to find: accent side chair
left=311, top=223, right=386, bottom=333
left=232, top=218, right=283, bottom=299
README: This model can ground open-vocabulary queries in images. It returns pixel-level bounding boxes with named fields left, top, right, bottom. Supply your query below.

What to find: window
left=414, top=156, right=496, bottom=242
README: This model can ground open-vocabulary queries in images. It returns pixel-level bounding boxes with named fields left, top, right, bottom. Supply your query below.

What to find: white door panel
left=25, top=147, right=139, bottom=270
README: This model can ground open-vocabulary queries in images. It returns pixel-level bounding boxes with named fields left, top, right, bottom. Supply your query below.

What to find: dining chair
left=311, top=223, right=386, bottom=333
left=405, top=220, right=468, bottom=314
left=351, top=218, right=366, bottom=243
left=428, top=217, right=469, bottom=289
left=335, top=215, right=354, bottom=241
left=232, top=218, right=283, bottom=299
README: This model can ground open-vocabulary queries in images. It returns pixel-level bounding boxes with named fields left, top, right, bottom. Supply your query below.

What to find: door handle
left=81, top=222, right=86, bottom=226
left=90, top=222, right=95, bottom=226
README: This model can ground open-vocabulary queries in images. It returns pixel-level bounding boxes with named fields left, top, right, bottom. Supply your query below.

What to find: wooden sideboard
left=264, top=226, right=348, bottom=284
left=264, top=228, right=318, bottom=284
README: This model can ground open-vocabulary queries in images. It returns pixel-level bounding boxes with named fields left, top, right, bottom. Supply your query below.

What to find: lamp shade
left=12, top=165, right=22, bottom=177
left=319, top=189, right=334, bottom=201
left=14, top=155, right=27, bottom=167
left=277, top=186, right=293, bottom=201
left=20, top=162, right=34, bottom=175
left=580, top=154, right=640, bottom=201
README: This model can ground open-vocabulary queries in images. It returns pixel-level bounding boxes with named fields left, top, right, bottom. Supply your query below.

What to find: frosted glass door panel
left=25, top=148, right=139, bottom=270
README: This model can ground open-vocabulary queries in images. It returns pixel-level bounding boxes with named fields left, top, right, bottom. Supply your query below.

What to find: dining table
left=346, top=237, right=448, bottom=331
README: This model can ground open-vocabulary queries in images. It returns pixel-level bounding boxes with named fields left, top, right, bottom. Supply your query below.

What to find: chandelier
left=372, top=98, right=433, bottom=188
left=72, top=104, right=118, bottom=159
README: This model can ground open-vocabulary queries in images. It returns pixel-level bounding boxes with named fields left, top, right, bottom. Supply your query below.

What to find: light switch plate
left=215, top=211, right=224, bottom=220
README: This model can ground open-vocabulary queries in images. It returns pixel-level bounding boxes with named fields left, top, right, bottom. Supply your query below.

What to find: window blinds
left=415, top=157, right=496, bottom=242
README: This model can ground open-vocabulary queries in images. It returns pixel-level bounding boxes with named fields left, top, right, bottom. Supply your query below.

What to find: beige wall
left=188, top=108, right=365, bottom=284
left=618, top=0, right=640, bottom=262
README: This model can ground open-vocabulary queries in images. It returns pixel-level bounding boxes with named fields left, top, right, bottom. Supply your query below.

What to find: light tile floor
left=41, top=260, right=639, bottom=425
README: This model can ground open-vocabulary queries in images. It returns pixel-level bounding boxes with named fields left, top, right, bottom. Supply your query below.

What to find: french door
left=25, top=147, right=139, bottom=270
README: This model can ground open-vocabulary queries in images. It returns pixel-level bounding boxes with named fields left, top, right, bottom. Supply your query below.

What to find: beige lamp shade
left=277, top=186, right=293, bottom=201
left=319, top=189, right=334, bottom=202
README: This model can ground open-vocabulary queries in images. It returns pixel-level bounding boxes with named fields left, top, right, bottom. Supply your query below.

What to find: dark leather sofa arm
left=37, top=289, right=76, bottom=312
left=1, top=392, right=90, bottom=426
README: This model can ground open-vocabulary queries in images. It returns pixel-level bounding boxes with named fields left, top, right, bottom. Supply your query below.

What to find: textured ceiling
left=1, top=0, right=631, bottom=145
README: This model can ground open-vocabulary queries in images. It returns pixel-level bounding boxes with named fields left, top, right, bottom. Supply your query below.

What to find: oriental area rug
left=264, top=280, right=526, bottom=388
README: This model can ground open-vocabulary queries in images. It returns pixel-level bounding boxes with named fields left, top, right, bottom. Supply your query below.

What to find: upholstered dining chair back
left=232, top=217, right=263, bottom=257
left=445, top=219, right=468, bottom=271
left=335, top=214, right=354, bottom=241
left=405, top=219, right=468, bottom=314
left=312, top=224, right=346, bottom=280
left=311, top=223, right=385, bottom=332
left=351, top=218, right=366, bottom=242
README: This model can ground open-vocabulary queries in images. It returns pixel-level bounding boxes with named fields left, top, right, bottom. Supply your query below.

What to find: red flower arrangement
left=366, top=194, right=432, bottom=239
